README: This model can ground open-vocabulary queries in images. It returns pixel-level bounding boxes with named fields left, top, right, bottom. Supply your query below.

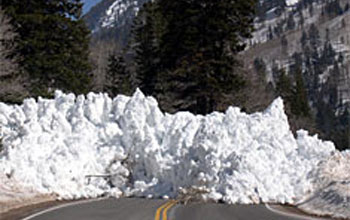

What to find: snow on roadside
left=0, top=172, right=55, bottom=214
left=298, top=151, right=350, bottom=219
left=0, top=90, right=336, bottom=205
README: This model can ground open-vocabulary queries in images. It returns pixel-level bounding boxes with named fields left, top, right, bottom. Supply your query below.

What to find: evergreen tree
left=281, top=35, right=288, bottom=55
left=105, top=53, right=130, bottom=97
left=156, top=0, right=255, bottom=114
left=345, top=2, right=350, bottom=12
left=1, top=0, right=92, bottom=96
left=299, top=10, right=305, bottom=28
left=275, top=69, right=293, bottom=103
left=268, top=26, right=274, bottom=40
left=325, top=28, right=330, bottom=41
left=341, top=18, right=346, bottom=29
left=308, top=24, right=320, bottom=50
left=131, top=2, right=164, bottom=96
left=292, top=68, right=310, bottom=117
left=308, top=1, right=314, bottom=16
left=325, top=0, right=343, bottom=17
left=253, top=57, right=267, bottom=82
left=316, top=99, right=337, bottom=139
left=290, top=52, right=302, bottom=74
left=300, top=30, right=308, bottom=50
left=321, top=41, right=335, bottom=65
left=327, top=62, right=340, bottom=106
left=0, top=7, right=17, bottom=78
left=287, top=13, right=296, bottom=30
left=0, top=7, right=27, bottom=103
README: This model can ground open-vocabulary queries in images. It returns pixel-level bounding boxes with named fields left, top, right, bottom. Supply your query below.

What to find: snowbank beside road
left=0, top=90, right=336, bottom=204
left=298, top=151, right=350, bottom=219
left=0, top=172, right=55, bottom=214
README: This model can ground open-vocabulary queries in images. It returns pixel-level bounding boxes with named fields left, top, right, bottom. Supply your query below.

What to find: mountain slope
left=243, top=0, right=350, bottom=149
left=84, top=0, right=300, bottom=43
left=84, top=0, right=149, bottom=32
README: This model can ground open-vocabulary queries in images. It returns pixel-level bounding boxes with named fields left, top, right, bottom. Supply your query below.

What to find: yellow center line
left=154, top=200, right=174, bottom=220
left=162, top=200, right=177, bottom=220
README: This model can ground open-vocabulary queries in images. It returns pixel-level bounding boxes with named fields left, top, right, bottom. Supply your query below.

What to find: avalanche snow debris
left=298, top=151, right=350, bottom=219
left=0, top=89, right=338, bottom=204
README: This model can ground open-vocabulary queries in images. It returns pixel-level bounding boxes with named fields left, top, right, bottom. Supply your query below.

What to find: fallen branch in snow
left=177, top=186, right=211, bottom=205
left=85, top=174, right=119, bottom=185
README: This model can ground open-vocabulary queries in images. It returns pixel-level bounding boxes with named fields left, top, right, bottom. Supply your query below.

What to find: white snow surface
left=286, top=0, right=300, bottom=6
left=0, top=90, right=336, bottom=204
left=298, top=151, right=350, bottom=218
left=101, top=0, right=139, bottom=28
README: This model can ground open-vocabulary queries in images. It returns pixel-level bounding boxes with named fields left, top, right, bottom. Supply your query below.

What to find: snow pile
left=312, top=150, right=350, bottom=185
left=0, top=172, right=55, bottom=214
left=298, top=151, right=350, bottom=218
left=0, top=90, right=336, bottom=204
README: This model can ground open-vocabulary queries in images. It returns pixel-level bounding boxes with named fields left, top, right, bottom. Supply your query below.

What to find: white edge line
left=21, top=197, right=106, bottom=220
left=265, top=204, right=328, bottom=220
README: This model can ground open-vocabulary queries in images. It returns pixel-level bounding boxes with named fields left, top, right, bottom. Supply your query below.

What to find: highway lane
left=23, top=198, right=328, bottom=220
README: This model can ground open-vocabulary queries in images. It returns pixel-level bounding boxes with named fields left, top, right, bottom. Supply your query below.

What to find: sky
left=82, top=0, right=102, bottom=14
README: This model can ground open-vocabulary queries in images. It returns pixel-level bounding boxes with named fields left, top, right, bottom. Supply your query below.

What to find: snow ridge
left=0, top=90, right=335, bottom=204
left=101, top=0, right=140, bottom=28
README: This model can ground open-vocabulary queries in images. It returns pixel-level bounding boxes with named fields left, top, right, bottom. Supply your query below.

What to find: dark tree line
left=0, top=0, right=92, bottom=98
left=0, top=7, right=27, bottom=103
left=107, top=0, right=256, bottom=115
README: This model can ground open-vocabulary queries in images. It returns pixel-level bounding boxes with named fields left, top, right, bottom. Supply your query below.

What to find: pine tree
left=156, top=0, right=255, bottom=114
left=325, top=0, right=343, bottom=18
left=308, top=2, right=314, bottom=16
left=105, top=53, right=130, bottom=97
left=0, top=7, right=27, bottom=103
left=321, top=41, right=336, bottom=65
left=281, top=35, right=288, bottom=55
left=299, top=10, right=304, bottom=28
left=292, top=68, right=310, bottom=117
left=275, top=69, right=293, bottom=103
left=300, top=30, right=308, bottom=49
left=131, top=2, right=163, bottom=96
left=308, top=24, right=320, bottom=50
left=1, top=0, right=92, bottom=96
left=287, top=13, right=295, bottom=30
left=268, top=26, right=274, bottom=40
left=253, top=57, right=267, bottom=82
left=0, top=7, right=17, bottom=78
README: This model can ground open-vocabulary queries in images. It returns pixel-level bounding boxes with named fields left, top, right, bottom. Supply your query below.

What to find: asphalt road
left=23, top=198, right=326, bottom=220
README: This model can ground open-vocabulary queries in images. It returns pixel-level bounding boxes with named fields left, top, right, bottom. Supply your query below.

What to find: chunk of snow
left=298, top=151, right=350, bottom=218
left=0, top=90, right=336, bottom=204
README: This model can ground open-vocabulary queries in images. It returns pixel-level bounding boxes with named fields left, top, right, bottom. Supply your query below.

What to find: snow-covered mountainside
left=83, top=0, right=149, bottom=32
left=0, top=90, right=340, bottom=205
left=84, top=0, right=300, bottom=35
left=243, top=0, right=350, bottom=151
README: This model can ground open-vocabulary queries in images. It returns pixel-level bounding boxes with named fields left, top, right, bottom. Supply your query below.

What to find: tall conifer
left=156, top=0, right=256, bottom=114
left=105, top=53, right=130, bottom=97
left=1, top=0, right=92, bottom=96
